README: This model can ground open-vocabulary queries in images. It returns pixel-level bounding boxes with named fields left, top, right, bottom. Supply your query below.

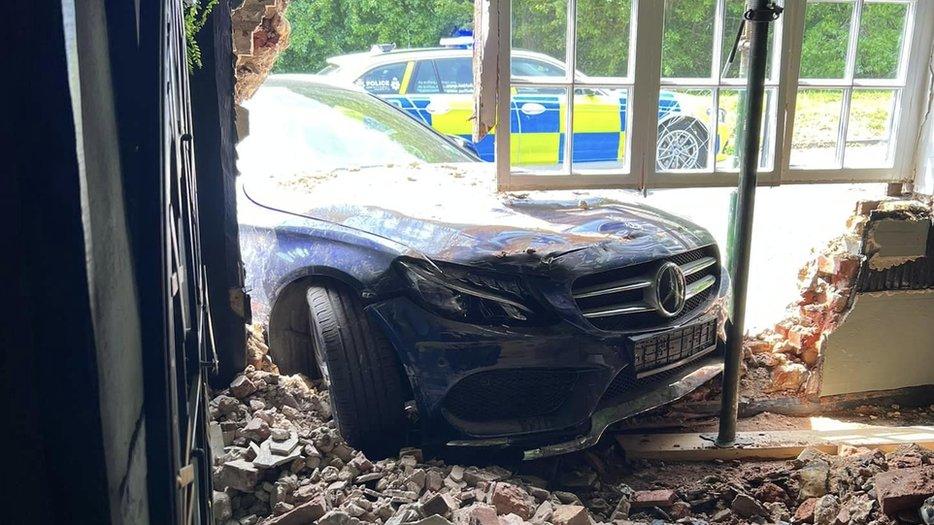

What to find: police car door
left=511, top=58, right=567, bottom=167
left=356, top=62, right=413, bottom=114
left=413, top=58, right=491, bottom=160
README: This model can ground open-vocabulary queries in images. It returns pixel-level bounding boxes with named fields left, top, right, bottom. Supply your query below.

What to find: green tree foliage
left=855, top=2, right=906, bottom=79
left=510, top=0, right=566, bottom=61
left=800, top=2, right=851, bottom=78
left=275, top=0, right=473, bottom=73
left=276, top=0, right=906, bottom=81
left=185, top=0, right=219, bottom=71
left=662, top=0, right=716, bottom=78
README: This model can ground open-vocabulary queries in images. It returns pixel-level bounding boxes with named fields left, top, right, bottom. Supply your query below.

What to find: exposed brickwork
left=232, top=0, right=291, bottom=104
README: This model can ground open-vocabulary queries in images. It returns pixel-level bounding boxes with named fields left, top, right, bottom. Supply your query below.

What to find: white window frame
left=649, top=0, right=787, bottom=188
left=490, top=0, right=934, bottom=191
left=499, top=0, right=641, bottom=191
left=781, top=0, right=932, bottom=183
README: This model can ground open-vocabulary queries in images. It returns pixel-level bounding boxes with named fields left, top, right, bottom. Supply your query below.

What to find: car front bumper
left=365, top=272, right=729, bottom=458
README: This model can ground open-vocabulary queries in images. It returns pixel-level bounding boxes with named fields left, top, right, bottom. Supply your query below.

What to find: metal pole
left=716, top=0, right=782, bottom=447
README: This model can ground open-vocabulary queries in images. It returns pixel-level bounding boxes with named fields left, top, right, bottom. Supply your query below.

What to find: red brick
left=755, top=482, right=787, bottom=504
left=468, top=504, right=499, bottom=525
left=788, top=326, right=820, bottom=350
left=874, top=465, right=934, bottom=515
left=491, top=483, right=534, bottom=519
left=793, top=498, right=817, bottom=523
left=835, top=257, right=860, bottom=282
left=745, top=338, right=773, bottom=355
left=551, top=505, right=590, bottom=525
left=801, top=346, right=820, bottom=367
left=264, top=493, right=328, bottom=525
left=631, top=489, right=677, bottom=508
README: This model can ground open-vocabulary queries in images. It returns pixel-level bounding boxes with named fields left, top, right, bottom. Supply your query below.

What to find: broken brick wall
left=232, top=0, right=291, bottom=104
left=746, top=197, right=933, bottom=398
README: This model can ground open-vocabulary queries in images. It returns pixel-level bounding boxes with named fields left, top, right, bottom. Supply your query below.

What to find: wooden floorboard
left=617, top=418, right=934, bottom=461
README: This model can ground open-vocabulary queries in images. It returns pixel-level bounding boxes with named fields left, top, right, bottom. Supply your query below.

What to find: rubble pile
left=210, top=366, right=934, bottom=525
left=246, top=323, right=279, bottom=374
left=210, top=366, right=618, bottom=525
left=615, top=444, right=934, bottom=525
left=741, top=200, right=888, bottom=397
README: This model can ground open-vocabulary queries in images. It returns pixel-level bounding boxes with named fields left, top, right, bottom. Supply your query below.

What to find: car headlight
left=396, top=259, right=555, bottom=326
left=707, top=108, right=728, bottom=123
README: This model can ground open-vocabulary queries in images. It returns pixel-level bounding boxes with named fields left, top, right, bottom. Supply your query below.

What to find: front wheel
left=656, top=117, right=709, bottom=170
left=305, top=285, right=408, bottom=458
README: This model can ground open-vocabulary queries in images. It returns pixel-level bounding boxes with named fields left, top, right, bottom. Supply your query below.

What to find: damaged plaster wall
left=913, top=39, right=934, bottom=195
left=747, top=199, right=933, bottom=400
left=819, top=202, right=934, bottom=397
left=821, top=289, right=934, bottom=396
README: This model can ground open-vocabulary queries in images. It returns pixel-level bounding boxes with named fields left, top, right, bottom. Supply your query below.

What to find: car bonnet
left=241, top=163, right=715, bottom=272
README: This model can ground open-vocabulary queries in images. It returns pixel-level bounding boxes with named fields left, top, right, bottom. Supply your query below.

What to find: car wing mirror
left=446, top=134, right=480, bottom=157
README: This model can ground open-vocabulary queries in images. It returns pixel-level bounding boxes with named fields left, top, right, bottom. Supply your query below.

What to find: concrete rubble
left=210, top=365, right=934, bottom=524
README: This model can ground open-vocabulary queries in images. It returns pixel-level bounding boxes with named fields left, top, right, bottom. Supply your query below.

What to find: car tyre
left=656, top=117, right=709, bottom=170
left=305, top=284, right=408, bottom=458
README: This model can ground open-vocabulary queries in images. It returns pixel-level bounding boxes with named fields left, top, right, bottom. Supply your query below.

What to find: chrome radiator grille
left=571, top=246, right=720, bottom=331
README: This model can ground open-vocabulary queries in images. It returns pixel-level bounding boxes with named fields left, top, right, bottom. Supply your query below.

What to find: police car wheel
left=656, top=117, right=708, bottom=170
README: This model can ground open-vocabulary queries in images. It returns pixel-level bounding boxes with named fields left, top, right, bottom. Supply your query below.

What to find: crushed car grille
left=571, top=246, right=720, bottom=331
left=602, top=319, right=718, bottom=403
left=442, top=368, right=578, bottom=422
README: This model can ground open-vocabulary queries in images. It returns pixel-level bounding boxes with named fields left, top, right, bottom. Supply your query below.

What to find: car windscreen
left=237, top=82, right=473, bottom=178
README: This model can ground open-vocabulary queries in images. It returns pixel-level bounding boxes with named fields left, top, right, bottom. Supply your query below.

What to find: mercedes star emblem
left=653, top=262, right=686, bottom=317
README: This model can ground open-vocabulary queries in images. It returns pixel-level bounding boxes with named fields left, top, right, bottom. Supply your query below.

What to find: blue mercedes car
left=237, top=77, right=730, bottom=459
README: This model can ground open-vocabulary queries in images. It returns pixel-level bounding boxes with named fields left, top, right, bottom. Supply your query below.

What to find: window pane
left=434, top=58, right=473, bottom=94
left=662, top=0, right=716, bottom=78
left=511, top=88, right=568, bottom=172
left=855, top=2, right=908, bottom=79
left=511, top=57, right=566, bottom=79
left=576, top=0, right=632, bottom=78
left=513, top=58, right=565, bottom=95
left=800, top=1, right=853, bottom=79
left=720, top=0, right=777, bottom=80
left=410, top=61, right=440, bottom=94
left=512, top=0, right=567, bottom=66
left=356, top=63, right=406, bottom=95
left=790, top=88, right=844, bottom=167
left=656, top=89, right=714, bottom=171
left=844, top=88, right=898, bottom=167
left=716, top=88, right=776, bottom=171
left=571, top=87, right=629, bottom=171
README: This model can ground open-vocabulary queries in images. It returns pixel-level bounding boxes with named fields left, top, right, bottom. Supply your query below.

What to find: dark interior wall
left=192, top=0, right=249, bottom=386
left=6, top=0, right=240, bottom=520
left=5, top=0, right=176, bottom=522
left=68, top=0, right=150, bottom=521
left=4, top=0, right=113, bottom=521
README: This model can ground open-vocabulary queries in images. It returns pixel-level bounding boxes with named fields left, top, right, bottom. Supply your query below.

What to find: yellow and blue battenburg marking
left=382, top=63, right=724, bottom=166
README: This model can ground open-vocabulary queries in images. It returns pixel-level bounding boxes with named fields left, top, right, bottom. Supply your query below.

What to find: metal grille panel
left=443, top=368, right=578, bottom=421
left=572, top=246, right=720, bottom=331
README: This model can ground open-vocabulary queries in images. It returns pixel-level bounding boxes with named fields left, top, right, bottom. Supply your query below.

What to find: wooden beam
left=617, top=418, right=934, bottom=461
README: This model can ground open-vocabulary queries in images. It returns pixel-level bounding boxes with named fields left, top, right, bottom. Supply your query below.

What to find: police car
left=321, top=42, right=728, bottom=170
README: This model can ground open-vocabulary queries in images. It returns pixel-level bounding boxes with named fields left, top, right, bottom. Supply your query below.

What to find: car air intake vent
left=572, top=246, right=720, bottom=331
left=443, top=368, right=578, bottom=422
